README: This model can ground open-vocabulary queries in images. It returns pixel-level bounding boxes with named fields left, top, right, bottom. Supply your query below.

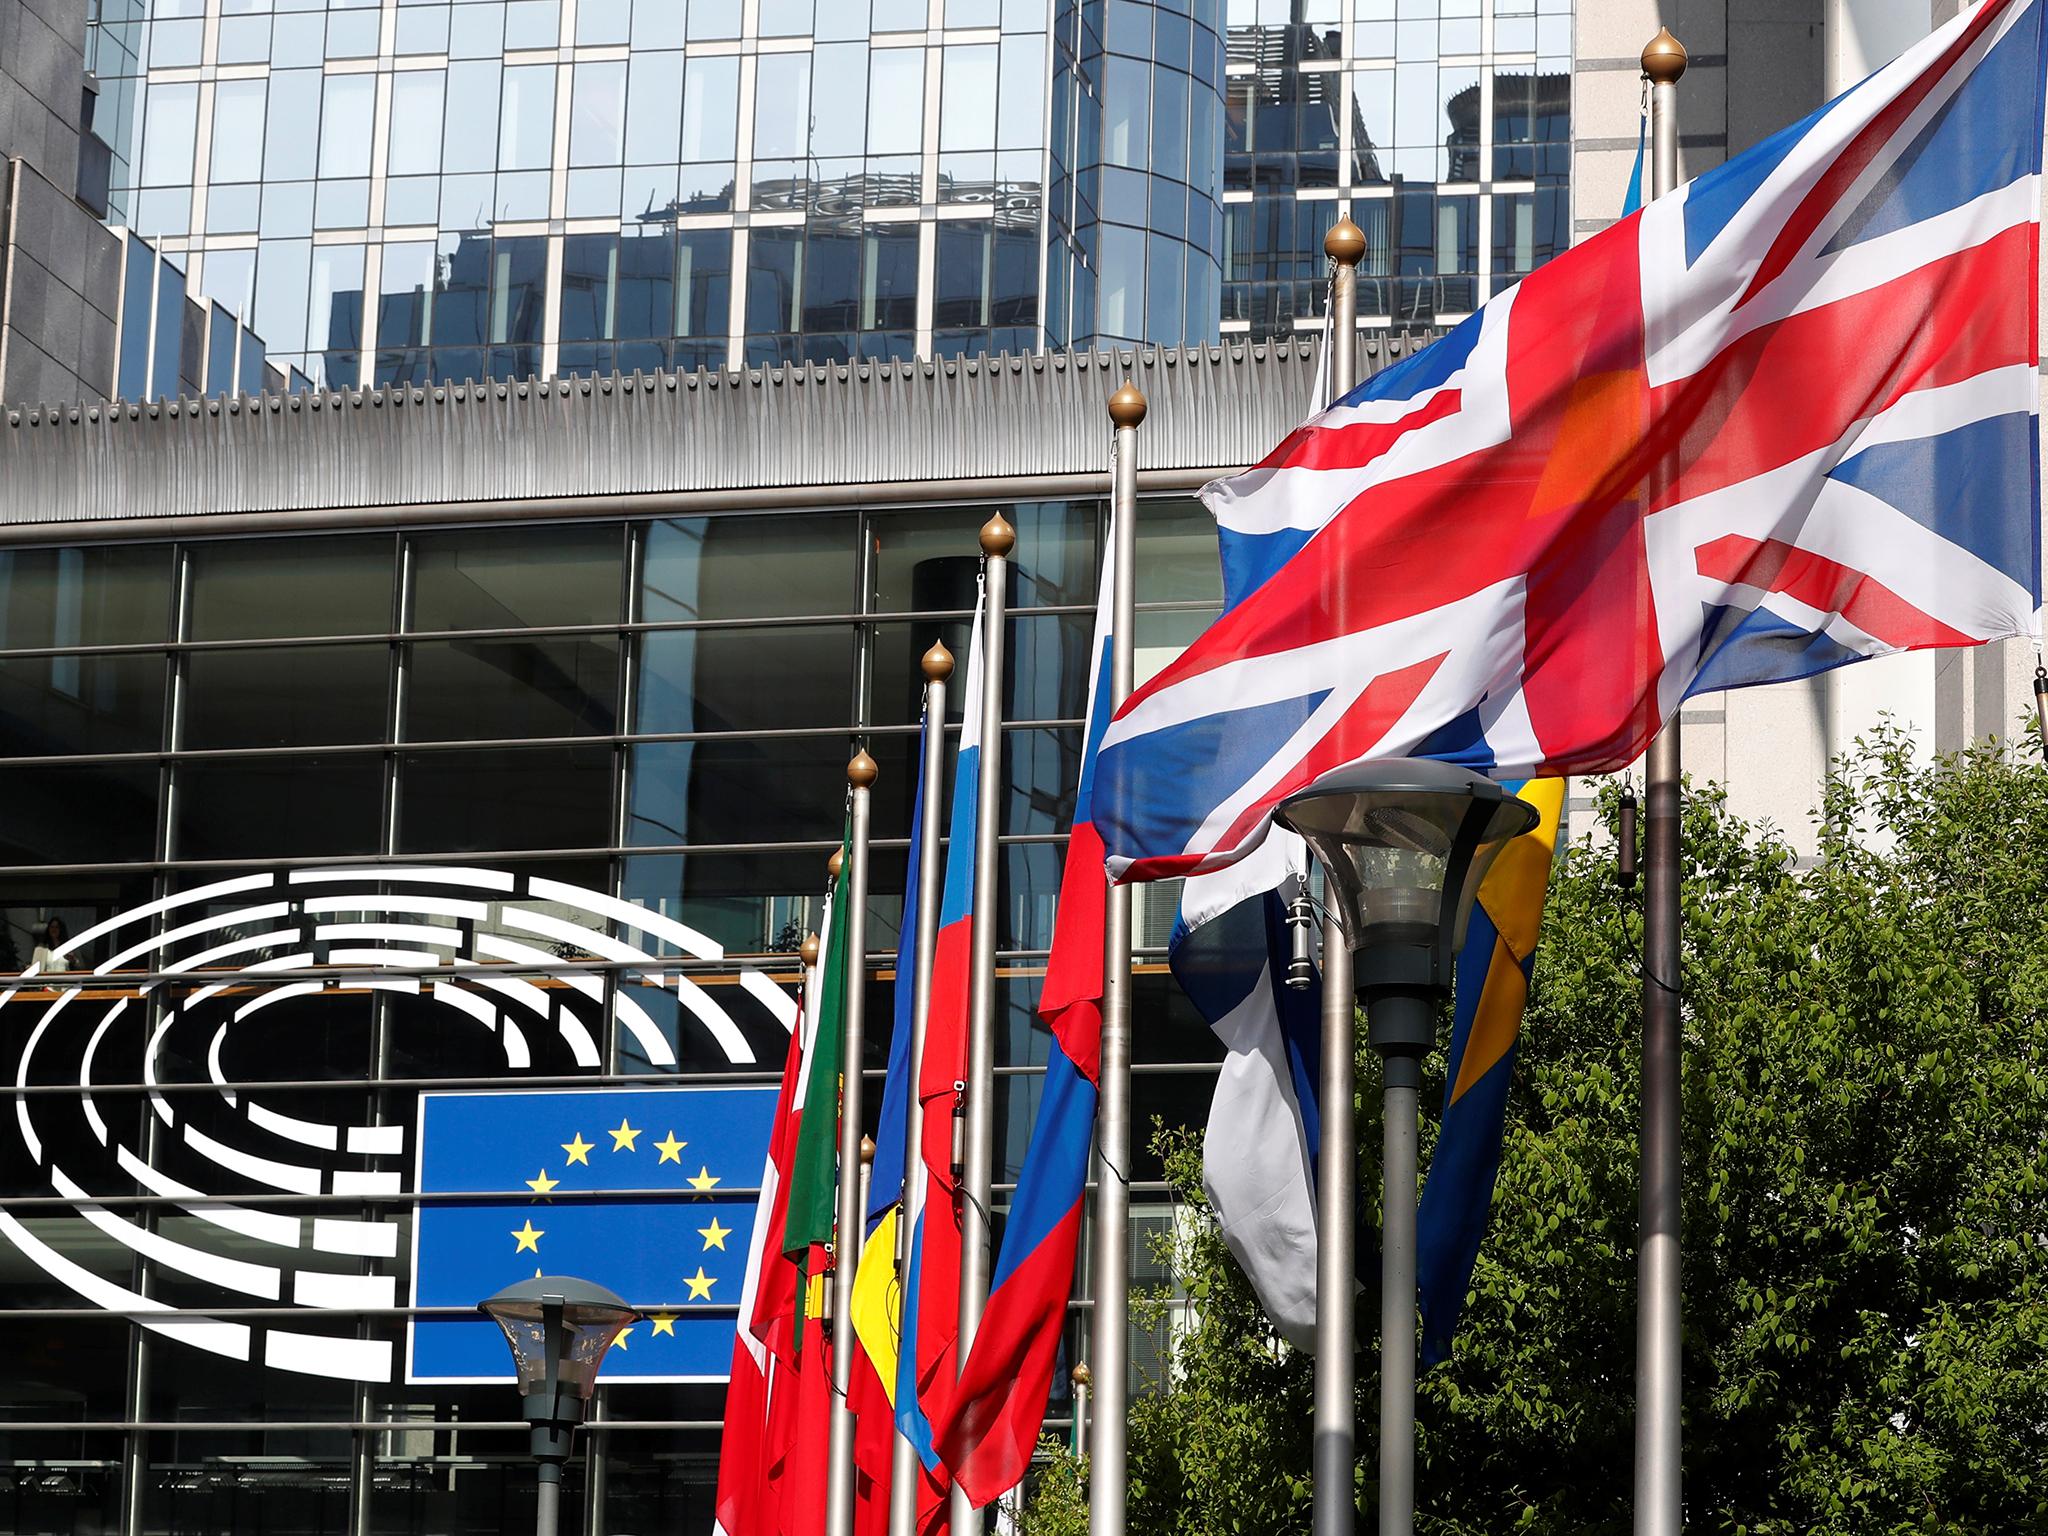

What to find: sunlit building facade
left=80, top=0, right=1571, bottom=387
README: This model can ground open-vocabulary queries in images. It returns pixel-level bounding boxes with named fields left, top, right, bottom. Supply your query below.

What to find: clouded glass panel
left=209, top=79, right=266, bottom=184
left=571, top=61, right=628, bottom=167
left=753, top=53, right=812, bottom=162
left=444, top=63, right=502, bottom=175
left=867, top=48, right=924, bottom=155
left=680, top=57, right=739, bottom=162
left=624, top=53, right=684, bottom=165
left=139, top=81, right=198, bottom=186
left=499, top=65, right=557, bottom=172
left=389, top=70, right=446, bottom=178
left=317, top=73, right=375, bottom=179
left=941, top=45, right=998, bottom=153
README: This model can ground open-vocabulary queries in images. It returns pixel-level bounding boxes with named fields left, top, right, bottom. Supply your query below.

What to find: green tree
left=1037, top=734, right=2048, bottom=1536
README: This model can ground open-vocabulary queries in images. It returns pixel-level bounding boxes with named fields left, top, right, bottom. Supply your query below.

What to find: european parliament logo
left=409, top=1086, right=776, bottom=1383
left=0, top=864, right=799, bottom=1387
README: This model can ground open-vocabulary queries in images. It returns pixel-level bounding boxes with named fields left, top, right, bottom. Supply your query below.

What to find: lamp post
left=1273, top=761, right=1539, bottom=1536
left=481, top=1274, right=642, bottom=1536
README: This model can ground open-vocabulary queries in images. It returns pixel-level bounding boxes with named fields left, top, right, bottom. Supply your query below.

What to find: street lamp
left=1272, top=760, right=1538, bottom=1536
left=481, top=1274, right=642, bottom=1536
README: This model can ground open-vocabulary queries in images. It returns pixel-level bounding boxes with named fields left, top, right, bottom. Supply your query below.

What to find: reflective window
left=317, top=73, right=375, bottom=180
left=572, top=61, right=628, bottom=168
left=176, top=754, right=385, bottom=861
left=139, top=80, right=198, bottom=186
left=389, top=70, right=447, bottom=179
left=405, top=637, right=621, bottom=741
left=210, top=79, right=268, bottom=185
left=400, top=744, right=613, bottom=852
left=680, top=56, right=740, bottom=162
left=499, top=64, right=557, bottom=172
left=0, top=653, right=166, bottom=758
left=182, top=644, right=390, bottom=749
left=187, top=537, right=395, bottom=641
left=409, top=525, right=624, bottom=632
left=0, top=547, right=173, bottom=650
left=626, top=737, right=847, bottom=848
left=641, top=514, right=855, bottom=623
left=637, top=626, right=856, bottom=736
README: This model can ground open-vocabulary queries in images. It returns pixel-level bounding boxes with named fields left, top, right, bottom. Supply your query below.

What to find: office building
left=78, top=0, right=1574, bottom=386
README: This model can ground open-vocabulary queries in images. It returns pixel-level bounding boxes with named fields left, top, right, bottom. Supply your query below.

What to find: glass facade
left=1046, top=0, right=1230, bottom=349
left=1222, top=0, right=1572, bottom=332
left=89, top=0, right=1053, bottom=386
left=83, top=0, right=1571, bottom=391
left=0, top=498, right=1218, bottom=1533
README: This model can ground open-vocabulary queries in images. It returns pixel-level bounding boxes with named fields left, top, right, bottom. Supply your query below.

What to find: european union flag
left=408, top=1086, right=775, bottom=1384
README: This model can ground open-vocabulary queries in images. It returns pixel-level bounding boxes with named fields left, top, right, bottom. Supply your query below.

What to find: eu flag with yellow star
left=408, top=1087, right=775, bottom=1382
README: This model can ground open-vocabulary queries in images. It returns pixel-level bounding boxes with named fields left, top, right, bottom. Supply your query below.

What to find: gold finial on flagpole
left=922, top=640, right=954, bottom=681
left=1323, top=216, right=1366, bottom=267
left=979, top=513, right=1016, bottom=558
left=848, top=750, right=878, bottom=788
left=1642, top=27, right=1687, bottom=84
left=801, top=933, right=819, bottom=966
left=1108, top=381, right=1148, bottom=429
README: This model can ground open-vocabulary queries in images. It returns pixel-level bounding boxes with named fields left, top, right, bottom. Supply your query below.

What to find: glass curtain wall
left=0, top=497, right=1222, bottom=1535
left=89, top=0, right=1051, bottom=387
left=1046, top=0, right=1231, bottom=350
left=1221, top=0, right=1573, bottom=335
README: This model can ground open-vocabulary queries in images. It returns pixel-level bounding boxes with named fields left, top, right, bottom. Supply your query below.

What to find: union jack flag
left=1097, top=0, right=2046, bottom=883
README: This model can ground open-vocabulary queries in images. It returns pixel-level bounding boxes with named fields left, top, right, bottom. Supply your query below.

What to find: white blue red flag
left=938, top=530, right=1115, bottom=1504
left=1097, top=0, right=2046, bottom=881
left=896, top=589, right=984, bottom=1500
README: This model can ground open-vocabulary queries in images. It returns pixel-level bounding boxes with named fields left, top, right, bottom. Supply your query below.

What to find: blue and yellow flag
left=1416, top=778, right=1564, bottom=1367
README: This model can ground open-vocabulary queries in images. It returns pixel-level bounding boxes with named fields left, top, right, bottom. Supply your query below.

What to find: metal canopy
left=0, top=335, right=1445, bottom=539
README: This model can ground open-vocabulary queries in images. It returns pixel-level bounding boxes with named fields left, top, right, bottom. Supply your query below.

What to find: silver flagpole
left=1635, top=28, right=1687, bottom=1536
left=953, top=516, right=1013, bottom=1536
left=827, top=751, right=879, bottom=1536
left=1088, top=379, right=1146, bottom=1536
left=889, top=644, right=952, bottom=1536
left=1316, top=215, right=1365, bottom=1536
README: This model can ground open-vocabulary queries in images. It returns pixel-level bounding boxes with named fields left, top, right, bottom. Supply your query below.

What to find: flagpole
left=1635, top=29, right=1687, bottom=1536
left=1088, top=379, right=1146, bottom=1536
left=953, top=516, right=1013, bottom=1536
left=827, top=751, right=880, bottom=1536
left=888, top=645, right=952, bottom=1536
left=1316, top=215, right=1365, bottom=1536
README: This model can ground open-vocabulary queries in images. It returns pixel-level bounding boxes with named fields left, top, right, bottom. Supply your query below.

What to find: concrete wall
left=0, top=157, right=119, bottom=406
left=0, top=0, right=89, bottom=197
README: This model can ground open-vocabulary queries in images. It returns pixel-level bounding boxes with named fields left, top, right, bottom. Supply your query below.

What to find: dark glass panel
left=801, top=221, right=863, bottom=333
left=0, top=652, right=165, bottom=756
left=640, top=512, right=857, bottom=622
left=559, top=232, right=617, bottom=342
left=745, top=226, right=800, bottom=334
left=615, top=230, right=677, bottom=342
left=868, top=500, right=1101, bottom=614
left=409, top=524, right=624, bottom=632
left=625, top=737, right=847, bottom=849
left=0, top=545, right=173, bottom=649
left=636, top=626, right=854, bottom=736
left=933, top=222, right=988, bottom=328
left=0, top=763, right=158, bottom=865
left=863, top=225, right=918, bottom=331
left=0, top=869, right=156, bottom=979
left=186, top=535, right=395, bottom=641
left=866, top=611, right=1094, bottom=733
left=677, top=229, right=732, bottom=338
left=405, top=636, right=620, bottom=741
left=399, top=745, right=613, bottom=852
left=182, top=643, right=389, bottom=748
left=175, top=754, right=383, bottom=860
